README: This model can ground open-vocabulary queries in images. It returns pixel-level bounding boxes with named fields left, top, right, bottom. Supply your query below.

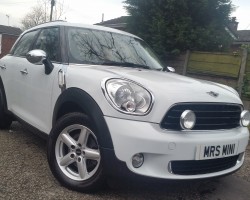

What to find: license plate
left=196, top=142, right=238, bottom=160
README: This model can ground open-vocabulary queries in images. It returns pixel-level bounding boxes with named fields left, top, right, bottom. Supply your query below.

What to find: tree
left=124, top=0, right=235, bottom=56
left=21, top=0, right=65, bottom=30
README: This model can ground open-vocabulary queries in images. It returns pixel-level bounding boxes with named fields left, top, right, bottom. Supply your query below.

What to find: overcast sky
left=0, top=0, right=249, bottom=30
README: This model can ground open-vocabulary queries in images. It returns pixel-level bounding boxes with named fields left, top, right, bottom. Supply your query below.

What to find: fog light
left=180, top=110, right=196, bottom=130
left=240, top=110, right=250, bottom=127
left=132, top=153, right=144, bottom=168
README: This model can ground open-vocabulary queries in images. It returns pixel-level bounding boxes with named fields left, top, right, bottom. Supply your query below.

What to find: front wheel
left=47, top=112, right=105, bottom=192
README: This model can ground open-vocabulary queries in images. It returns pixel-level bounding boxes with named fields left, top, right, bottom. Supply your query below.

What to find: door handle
left=20, top=68, right=28, bottom=75
left=0, top=64, right=6, bottom=70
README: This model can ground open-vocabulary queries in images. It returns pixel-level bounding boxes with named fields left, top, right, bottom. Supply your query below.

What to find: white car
left=0, top=21, right=249, bottom=192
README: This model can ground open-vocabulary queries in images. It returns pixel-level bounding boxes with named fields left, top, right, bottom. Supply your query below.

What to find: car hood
left=95, top=66, right=241, bottom=104
left=67, top=65, right=242, bottom=123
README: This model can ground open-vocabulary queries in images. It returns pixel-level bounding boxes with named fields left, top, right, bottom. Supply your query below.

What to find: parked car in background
left=0, top=21, right=249, bottom=192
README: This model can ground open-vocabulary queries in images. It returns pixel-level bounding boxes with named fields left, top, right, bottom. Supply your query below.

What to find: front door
left=2, top=27, right=64, bottom=133
left=19, top=27, right=63, bottom=133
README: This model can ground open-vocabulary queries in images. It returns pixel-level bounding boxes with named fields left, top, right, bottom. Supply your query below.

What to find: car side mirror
left=26, top=49, right=54, bottom=75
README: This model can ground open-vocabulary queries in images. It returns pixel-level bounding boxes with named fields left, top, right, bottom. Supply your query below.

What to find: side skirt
left=13, top=114, right=49, bottom=141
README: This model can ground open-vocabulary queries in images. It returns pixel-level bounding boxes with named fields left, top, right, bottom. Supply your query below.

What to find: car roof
left=23, top=21, right=141, bottom=39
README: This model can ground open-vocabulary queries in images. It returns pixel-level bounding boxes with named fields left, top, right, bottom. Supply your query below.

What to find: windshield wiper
left=100, top=61, right=151, bottom=69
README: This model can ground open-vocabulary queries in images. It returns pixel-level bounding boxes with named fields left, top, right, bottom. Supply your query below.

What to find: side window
left=33, top=27, right=60, bottom=62
left=12, top=30, right=39, bottom=57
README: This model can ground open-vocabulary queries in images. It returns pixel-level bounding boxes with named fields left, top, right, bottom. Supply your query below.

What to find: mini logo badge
left=207, top=91, right=219, bottom=97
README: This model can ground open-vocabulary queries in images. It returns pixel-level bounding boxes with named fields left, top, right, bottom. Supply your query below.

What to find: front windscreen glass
left=67, top=27, right=163, bottom=70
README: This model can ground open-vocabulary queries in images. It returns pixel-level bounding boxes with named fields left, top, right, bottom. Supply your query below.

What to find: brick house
left=223, top=18, right=250, bottom=50
left=0, top=25, right=22, bottom=58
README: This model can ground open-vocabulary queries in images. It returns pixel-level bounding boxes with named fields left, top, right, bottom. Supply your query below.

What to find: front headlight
left=103, top=78, right=153, bottom=115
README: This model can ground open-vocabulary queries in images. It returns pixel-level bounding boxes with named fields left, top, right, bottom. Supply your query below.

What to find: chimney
left=229, top=17, right=239, bottom=32
left=102, top=13, right=104, bottom=22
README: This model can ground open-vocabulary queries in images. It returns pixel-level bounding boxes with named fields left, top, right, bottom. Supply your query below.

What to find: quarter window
left=12, top=30, right=39, bottom=57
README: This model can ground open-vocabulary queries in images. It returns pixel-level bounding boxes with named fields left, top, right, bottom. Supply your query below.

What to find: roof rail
left=37, top=20, right=67, bottom=26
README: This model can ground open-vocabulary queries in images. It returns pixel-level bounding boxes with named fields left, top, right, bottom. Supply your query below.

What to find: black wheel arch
left=52, top=87, right=114, bottom=149
left=0, top=76, right=10, bottom=113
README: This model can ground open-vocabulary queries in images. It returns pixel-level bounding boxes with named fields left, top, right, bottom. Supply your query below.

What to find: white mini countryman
left=0, top=22, right=249, bottom=192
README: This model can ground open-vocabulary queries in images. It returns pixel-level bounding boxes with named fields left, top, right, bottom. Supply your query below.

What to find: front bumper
left=104, top=116, right=249, bottom=179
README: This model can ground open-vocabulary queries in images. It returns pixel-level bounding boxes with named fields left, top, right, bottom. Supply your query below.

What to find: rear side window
left=12, top=30, right=39, bottom=57
left=33, top=27, right=60, bottom=62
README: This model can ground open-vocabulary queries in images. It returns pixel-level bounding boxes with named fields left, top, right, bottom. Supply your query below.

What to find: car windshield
left=67, top=27, right=164, bottom=70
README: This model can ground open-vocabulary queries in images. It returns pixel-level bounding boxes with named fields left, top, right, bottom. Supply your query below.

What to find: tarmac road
left=0, top=122, right=249, bottom=200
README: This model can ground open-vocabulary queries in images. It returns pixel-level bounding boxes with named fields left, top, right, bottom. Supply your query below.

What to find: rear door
left=0, top=29, right=40, bottom=117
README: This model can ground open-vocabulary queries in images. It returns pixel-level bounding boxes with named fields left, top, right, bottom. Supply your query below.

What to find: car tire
left=0, top=89, right=12, bottom=129
left=47, top=112, right=105, bottom=192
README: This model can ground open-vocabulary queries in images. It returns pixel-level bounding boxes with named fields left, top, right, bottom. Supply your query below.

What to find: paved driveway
left=0, top=122, right=249, bottom=200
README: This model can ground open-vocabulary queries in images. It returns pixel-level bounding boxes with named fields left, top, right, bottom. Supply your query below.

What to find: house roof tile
left=0, top=25, right=22, bottom=36
left=96, top=16, right=129, bottom=26
left=237, top=30, right=250, bottom=42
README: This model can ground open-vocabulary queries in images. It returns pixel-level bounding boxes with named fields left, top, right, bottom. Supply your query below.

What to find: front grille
left=170, top=155, right=239, bottom=175
left=161, top=103, right=242, bottom=130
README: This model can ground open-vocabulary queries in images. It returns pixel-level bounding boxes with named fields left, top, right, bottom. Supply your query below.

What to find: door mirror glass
left=26, top=49, right=47, bottom=65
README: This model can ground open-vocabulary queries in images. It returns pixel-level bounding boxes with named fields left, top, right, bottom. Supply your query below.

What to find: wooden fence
left=187, top=51, right=241, bottom=78
left=243, top=53, right=250, bottom=97
left=182, top=49, right=249, bottom=98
